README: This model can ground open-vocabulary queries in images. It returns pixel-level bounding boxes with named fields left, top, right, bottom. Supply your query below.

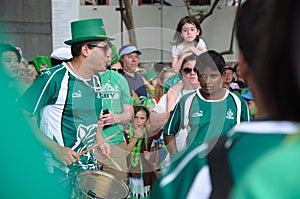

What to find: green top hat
left=64, top=18, right=114, bottom=45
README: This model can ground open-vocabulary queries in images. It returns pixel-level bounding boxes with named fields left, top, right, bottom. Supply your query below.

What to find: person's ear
left=238, top=50, right=251, bottom=81
left=81, top=44, right=90, bottom=57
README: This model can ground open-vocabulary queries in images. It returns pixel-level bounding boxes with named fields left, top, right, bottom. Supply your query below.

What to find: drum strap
left=207, top=135, right=234, bottom=199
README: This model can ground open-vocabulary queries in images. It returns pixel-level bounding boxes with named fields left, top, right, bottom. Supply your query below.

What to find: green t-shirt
left=100, top=70, right=132, bottom=145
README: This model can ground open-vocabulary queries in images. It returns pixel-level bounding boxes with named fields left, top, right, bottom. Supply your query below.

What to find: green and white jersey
left=20, top=63, right=103, bottom=174
left=100, top=70, right=132, bottom=145
left=228, top=121, right=298, bottom=183
left=231, top=123, right=300, bottom=199
left=152, top=121, right=298, bottom=199
left=164, top=89, right=251, bottom=146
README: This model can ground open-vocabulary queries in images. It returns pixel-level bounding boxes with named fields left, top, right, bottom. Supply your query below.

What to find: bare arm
left=164, top=134, right=178, bottom=156
left=148, top=111, right=170, bottom=136
left=99, top=104, right=133, bottom=125
left=166, top=81, right=184, bottom=112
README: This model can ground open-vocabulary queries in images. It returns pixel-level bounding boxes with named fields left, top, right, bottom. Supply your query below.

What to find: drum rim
left=75, top=170, right=129, bottom=198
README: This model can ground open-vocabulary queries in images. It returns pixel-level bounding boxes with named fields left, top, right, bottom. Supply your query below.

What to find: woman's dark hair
left=0, top=43, right=21, bottom=63
left=173, top=15, right=202, bottom=45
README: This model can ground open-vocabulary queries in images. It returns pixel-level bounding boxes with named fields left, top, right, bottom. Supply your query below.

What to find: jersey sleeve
left=240, top=95, right=253, bottom=122
left=163, top=102, right=183, bottom=136
left=19, top=71, right=57, bottom=115
left=172, top=45, right=180, bottom=58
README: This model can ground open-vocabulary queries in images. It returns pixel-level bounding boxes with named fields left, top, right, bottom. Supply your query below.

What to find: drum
left=75, top=170, right=129, bottom=199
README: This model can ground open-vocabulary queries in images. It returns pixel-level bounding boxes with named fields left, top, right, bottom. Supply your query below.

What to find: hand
left=99, top=111, right=115, bottom=127
left=133, top=127, right=145, bottom=139
left=97, top=142, right=111, bottom=156
left=144, top=151, right=151, bottom=160
left=179, top=46, right=193, bottom=58
left=53, top=146, right=80, bottom=166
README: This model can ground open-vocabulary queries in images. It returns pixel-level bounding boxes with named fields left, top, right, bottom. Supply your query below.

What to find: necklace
left=129, top=123, right=148, bottom=167
left=68, top=62, right=110, bottom=98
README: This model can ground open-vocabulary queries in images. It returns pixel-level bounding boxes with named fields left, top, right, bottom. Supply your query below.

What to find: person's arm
left=148, top=111, right=170, bottom=136
left=164, top=134, right=178, bottom=156
left=163, top=103, right=182, bottom=156
left=95, top=127, right=111, bottom=156
left=166, top=81, right=183, bottom=112
left=189, top=45, right=207, bottom=56
left=100, top=104, right=133, bottom=126
left=172, top=51, right=194, bottom=72
left=24, top=111, right=80, bottom=166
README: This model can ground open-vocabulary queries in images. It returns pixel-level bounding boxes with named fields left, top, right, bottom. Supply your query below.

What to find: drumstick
left=105, top=154, right=123, bottom=171
left=78, top=132, right=121, bottom=157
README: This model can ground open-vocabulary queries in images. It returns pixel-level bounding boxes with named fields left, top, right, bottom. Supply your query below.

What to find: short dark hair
left=195, top=50, right=225, bottom=74
left=0, top=43, right=21, bottom=63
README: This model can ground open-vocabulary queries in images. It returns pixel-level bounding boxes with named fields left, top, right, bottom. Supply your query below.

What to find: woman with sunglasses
left=148, top=55, right=200, bottom=156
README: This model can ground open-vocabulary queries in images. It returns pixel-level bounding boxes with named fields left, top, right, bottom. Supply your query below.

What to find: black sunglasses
left=88, top=43, right=109, bottom=51
left=111, top=68, right=124, bottom=74
left=182, top=67, right=198, bottom=74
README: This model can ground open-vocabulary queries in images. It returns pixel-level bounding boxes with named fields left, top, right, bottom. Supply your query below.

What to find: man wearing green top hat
left=20, top=18, right=112, bottom=197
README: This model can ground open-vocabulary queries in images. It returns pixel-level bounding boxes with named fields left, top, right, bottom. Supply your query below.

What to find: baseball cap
left=241, top=88, right=254, bottom=100
left=119, top=45, right=142, bottom=57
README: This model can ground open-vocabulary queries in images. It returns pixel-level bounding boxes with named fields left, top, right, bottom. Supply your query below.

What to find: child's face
left=133, top=110, right=148, bottom=129
left=181, top=23, right=200, bottom=42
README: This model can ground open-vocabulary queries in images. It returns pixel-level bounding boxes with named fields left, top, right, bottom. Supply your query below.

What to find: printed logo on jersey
left=225, top=109, right=235, bottom=119
left=72, top=124, right=97, bottom=152
left=192, top=110, right=203, bottom=117
left=100, top=84, right=119, bottom=100
left=72, top=90, right=82, bottom=98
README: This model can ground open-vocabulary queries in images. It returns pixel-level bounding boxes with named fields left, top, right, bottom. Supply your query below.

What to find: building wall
left=0, top=0, right=52, bottom=61
left=80, top=5, right=238, bottom=63
left=0, top=1, right=238, bottom=63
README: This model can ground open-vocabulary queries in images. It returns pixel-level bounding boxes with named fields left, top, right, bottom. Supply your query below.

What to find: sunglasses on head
left=111, top=68, right=124, bottom=73
left=182, top=67, right=198, bottom=74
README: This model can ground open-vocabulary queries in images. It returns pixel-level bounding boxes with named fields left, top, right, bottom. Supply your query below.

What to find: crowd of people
left=1, top=0, right=300, bottom=198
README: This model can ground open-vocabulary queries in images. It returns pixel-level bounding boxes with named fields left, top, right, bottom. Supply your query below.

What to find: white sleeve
left=172, top=45, right=180, bottom=58
left=153, top=94, right=167, bottom=113
left=197, top=38, right=207, bottom=49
